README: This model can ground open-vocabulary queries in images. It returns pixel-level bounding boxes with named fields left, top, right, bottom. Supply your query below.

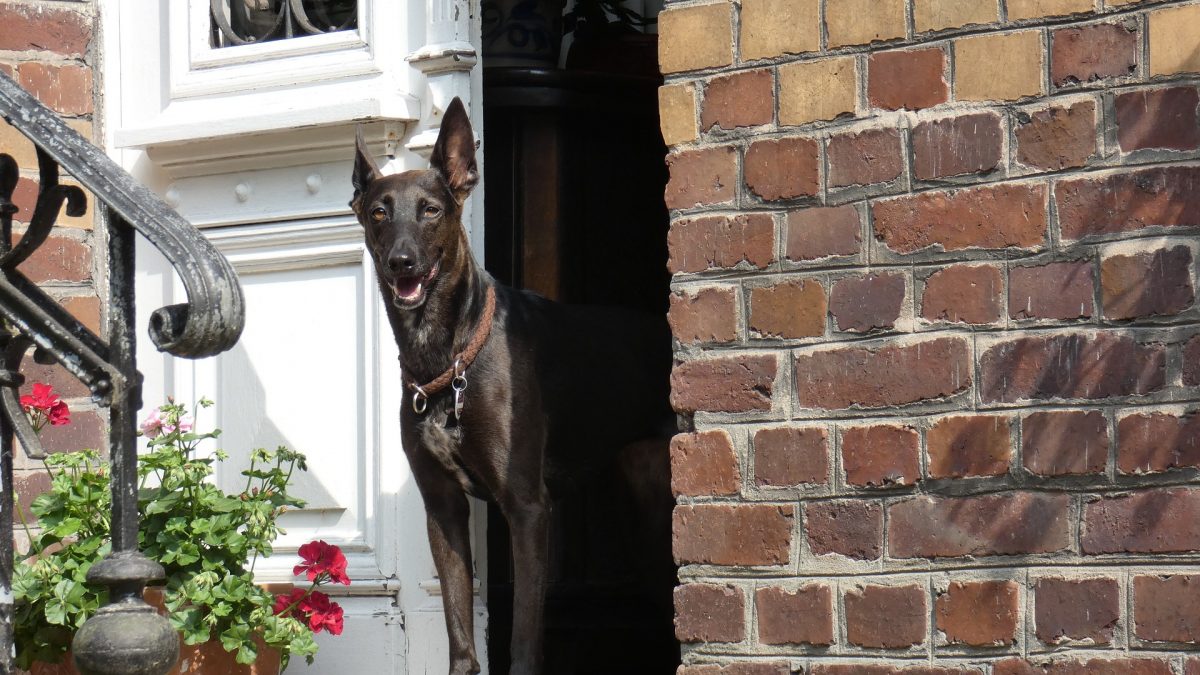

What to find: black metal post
left=0, top=399, right=12, bottom=671
left=70, top=214, right=178, bottom=675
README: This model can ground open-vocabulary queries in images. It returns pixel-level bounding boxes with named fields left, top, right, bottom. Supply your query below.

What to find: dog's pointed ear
left=429, top=97, right=478, bottom=204
left=351, top=125, right=381, bottom=215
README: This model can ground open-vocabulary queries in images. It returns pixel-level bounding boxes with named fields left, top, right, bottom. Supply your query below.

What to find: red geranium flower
left=273, top=588, right=308, bottom=620
left=300, top=590, right=344, bottom=636
left=20, top=383, right=69, bottom=431
left=293, top=540, right=350, bottom=586
left=48, top=400, right=70, bottom=426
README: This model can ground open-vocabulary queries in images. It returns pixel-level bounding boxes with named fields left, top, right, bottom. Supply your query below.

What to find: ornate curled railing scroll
left=0, top=70, right=245, bottom=674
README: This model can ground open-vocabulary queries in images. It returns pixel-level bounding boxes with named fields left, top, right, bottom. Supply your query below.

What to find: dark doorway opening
left=481, top=64, right=677, bottom=673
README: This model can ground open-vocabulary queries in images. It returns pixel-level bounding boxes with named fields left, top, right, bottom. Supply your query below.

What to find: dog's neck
left=380, top=232, right=491, bottom=387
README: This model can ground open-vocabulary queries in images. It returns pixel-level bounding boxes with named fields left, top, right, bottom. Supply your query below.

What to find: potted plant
left=13, top=389, right=348, bottom=673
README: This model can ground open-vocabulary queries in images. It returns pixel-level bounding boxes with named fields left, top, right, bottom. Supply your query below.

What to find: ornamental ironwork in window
left=210, top=0, right=358, bottom=48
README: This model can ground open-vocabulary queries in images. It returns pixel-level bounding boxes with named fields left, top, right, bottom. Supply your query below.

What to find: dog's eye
left=370, top=207, right=387, bottom=223
left=423, top=205, right=442, bottom=219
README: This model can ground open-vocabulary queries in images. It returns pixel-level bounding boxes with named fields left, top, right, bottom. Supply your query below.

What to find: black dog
left=351, top=98, right=671, bottom=674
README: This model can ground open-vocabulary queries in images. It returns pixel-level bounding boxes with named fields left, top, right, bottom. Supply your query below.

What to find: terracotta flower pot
left=28, top=641, right=280, bottom=675
left=25, top=587, right=286, bottom=675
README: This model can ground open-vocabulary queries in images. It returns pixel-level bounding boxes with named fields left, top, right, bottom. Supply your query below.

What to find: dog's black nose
left=389, top=252, right=416, bottom=274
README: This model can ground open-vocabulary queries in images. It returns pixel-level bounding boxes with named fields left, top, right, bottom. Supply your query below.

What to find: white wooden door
left=101, top=0, right=488, bottom=671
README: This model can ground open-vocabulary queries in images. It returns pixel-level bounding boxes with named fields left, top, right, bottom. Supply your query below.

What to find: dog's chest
left=416, top=413, right=479, bottom=495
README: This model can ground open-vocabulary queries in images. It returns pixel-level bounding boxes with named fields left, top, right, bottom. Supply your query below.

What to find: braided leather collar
left=404, top=285, right=496, bottom=414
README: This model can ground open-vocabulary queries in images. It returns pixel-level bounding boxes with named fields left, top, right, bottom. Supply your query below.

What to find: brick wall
left=0, top=0, right=103, bottom=538
left=660, top=0, right=1200, bottom=672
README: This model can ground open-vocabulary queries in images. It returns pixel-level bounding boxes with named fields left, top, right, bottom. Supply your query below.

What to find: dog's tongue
left=393, top=277, right=423, bottom=301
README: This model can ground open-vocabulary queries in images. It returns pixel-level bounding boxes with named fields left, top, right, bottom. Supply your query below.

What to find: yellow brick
left=955, top=31, right=1044, bottom=102
left=1007, top=0, right=1093, bottom=20
left=1149, top=3, right=1200, bottom=76
left=55, top=178, right=94, bottom=230
left=778, top=57, right=857, bottom=126
left=659, top=3, right=733, bottom=74
left=827, top=0, right=906, bottom=47
left=659, top=83, right=698, bottom=146
left=914, top=0, right=998, bottom=33
left=0, top=118, right=92, bottom=173
left=740, top=0, right=819, bottom=60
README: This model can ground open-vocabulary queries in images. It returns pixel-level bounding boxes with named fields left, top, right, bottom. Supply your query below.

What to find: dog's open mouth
left=391, top=260, right=440, bottom=308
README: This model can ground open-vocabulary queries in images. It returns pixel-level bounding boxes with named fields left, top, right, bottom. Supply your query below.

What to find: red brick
left=671, top=354, right=776, bottom=413
left=679, top=665, right=790, bottom=675
left=795, top=337, right=971, bottom=410
left=921, top=264, right=1002, bottom=324
left=995, top=657, right=1172, bottom=675
left=912, top=112, right=1003, bottom=180
left=15, top=233, right=92, bottom=283
left=744, top=137, right=820, bottom=201
left=755, top=584, right=834, bottom=646
left=668, top=213, right=775, bottom=273
left=11, top=177, right=36, bottom=224
left=1115, top=86, right=1200, bottom=152
left=868, top=47, right=948, bottom=111
left=979, top=333, right=1165, bottom=403
left=748, top=279, right=827, bottom=339
left=701, top=69, right=774, bottom=131
left=1051, top=22, right=1138, bottom=87
left=1186, top=335, right=1200, bottom=386
left=1134, top=574, right=1200, bottom=643
left=0, top=2, right=91, bottom=57
left=845, top=584, right=926, bottom=648
left=889, top=492, right=1071, bottom=558
left=1015, top=100, right=1097, bottom=171
left=666, top=146, right=738, bottom=209
left=1118, top=412, right=1200, bottom=474
left=671, top=430, right=741, bottom=497
left=815, top=666, right=981, bottom=675
left=1008, top=260, right=1095, bottom=320
left=841, top=424, right=920, bottom=487
left=827, top=128, right=903, bottom=188
left=14, top=469, right=51, bottom=522
left=1023, top=410, right=1108, bottom=476
left=786, top=205, right=862, bottom=262
left=829, top=272, right=905, bottom=333
left=1083, top=488, right=1200, bottom=554
left=670, top=287, right=738, bottom=344
left=19, top=408, right=106, bottom=458
left=927, top=415, right=1012, bottom=479
left=1056, top=165, right=1200, bottom=241
left=1034, top=577, right=1119, bottom=645
left=873, top=183, right=1047, bottom=254
left=675, top=584, right=745, bottom=643
left=753, top=426, right=828, bottom=487
left=20, top=351, right=90, bottom=400
left=1101, top=245, right=1194, bottom=320
left=805, top=500, right=882, bottom=559
left=936, top=580, right=1019, bottom=646
left=674, top=504, right=793, bottom=566
left=16, top=62, right=93, bottom=116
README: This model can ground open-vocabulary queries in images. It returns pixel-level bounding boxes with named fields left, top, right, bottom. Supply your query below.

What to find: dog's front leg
left=425, top=486, right=480, bottom=675
left=506, top=495, right=549, bottom=675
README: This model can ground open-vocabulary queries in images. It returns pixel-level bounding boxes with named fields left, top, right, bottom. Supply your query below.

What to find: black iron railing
left=0, top=72, right=245, bottom=673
